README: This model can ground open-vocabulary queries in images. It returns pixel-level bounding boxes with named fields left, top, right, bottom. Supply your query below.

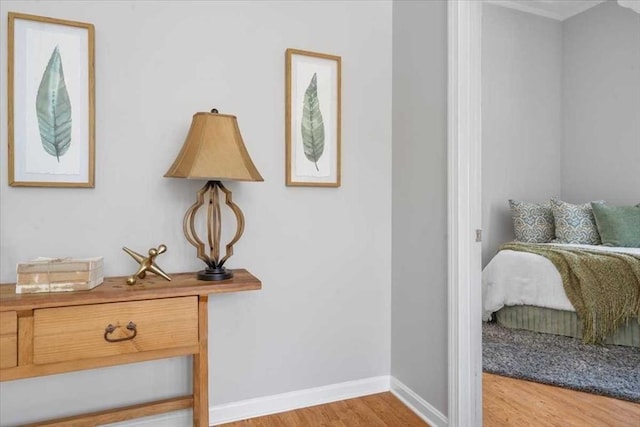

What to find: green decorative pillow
left=509, top=199, right=555, bottom=243
left=551, top=198, right=602, bottom=245
left=591, top=202, right=640, bottom=248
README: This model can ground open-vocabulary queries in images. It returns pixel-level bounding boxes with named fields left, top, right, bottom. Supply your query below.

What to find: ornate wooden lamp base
left=184, top=180, right=245, bottom=282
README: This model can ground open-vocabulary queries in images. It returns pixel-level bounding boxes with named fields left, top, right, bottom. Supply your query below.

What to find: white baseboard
left=103, top=410, right=191, bottom=427
left=210, top=375, right=391, bottom=425
left=104, top=375, right=447, bottom=427
left=390, top=377, right=448, bottom=427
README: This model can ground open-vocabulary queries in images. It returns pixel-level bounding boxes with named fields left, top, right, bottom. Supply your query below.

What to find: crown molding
left=618, top=0, right=640, bottom=14
left=484, top=0, right=607, bottom=21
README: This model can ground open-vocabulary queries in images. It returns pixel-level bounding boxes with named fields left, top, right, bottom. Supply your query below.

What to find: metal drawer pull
left=104, top=321, right=137, bottom=342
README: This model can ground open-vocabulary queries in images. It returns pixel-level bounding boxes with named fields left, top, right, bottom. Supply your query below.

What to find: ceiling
left=485, top=0, right=607, bottom=21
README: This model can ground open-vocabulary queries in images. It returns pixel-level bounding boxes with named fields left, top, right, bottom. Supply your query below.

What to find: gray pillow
left=509, top=199, right=555, bottom=243
left=551, top=198, right=602, bottom=245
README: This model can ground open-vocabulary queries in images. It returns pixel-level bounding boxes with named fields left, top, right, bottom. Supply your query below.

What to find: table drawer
left=0, top=311, right=18, bottom=369
left=33, top=297, right=198, bottom=365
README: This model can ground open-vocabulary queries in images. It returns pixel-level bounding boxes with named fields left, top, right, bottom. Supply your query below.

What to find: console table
left=0, top=269, right=261, bottom=427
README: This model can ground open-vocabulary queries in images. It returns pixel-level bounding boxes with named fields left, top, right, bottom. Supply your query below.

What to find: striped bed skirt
left=494, top=305, right=640, bottom=348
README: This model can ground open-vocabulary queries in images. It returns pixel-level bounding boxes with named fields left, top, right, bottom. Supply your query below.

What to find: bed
left=482, top=242, right=640, bottom=347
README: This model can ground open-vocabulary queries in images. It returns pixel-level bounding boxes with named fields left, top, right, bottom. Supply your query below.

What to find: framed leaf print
left=8, top=12, right=95, bottom=187
left=286, top=49, right=341, bottom=187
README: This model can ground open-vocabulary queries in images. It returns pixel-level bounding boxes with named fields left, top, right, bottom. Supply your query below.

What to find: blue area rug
left=482, top=322, right=640, bottom=402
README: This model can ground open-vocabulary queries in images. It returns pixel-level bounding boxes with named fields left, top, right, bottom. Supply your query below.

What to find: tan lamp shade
left=165, top=112, right=263, bottom=181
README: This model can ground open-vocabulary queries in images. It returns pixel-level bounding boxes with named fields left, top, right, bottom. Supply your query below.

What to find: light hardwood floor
left=217, top=392, right=427, bottom=426
left=483, top=373, right=640, bottom=427
left=218, top=374, right=640, bottom=427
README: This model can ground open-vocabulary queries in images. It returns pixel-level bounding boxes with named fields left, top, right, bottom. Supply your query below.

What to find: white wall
left=562, top=0, right=640, bottom=205
left=0, top=1, right=392, bottom=425
left=481, top=4, right=563, bottom=266
left=392, top=0, right=448, bottom=416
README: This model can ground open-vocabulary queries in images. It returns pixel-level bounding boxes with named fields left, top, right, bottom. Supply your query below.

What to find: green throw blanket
left=499, top=242, right=640, bottom=344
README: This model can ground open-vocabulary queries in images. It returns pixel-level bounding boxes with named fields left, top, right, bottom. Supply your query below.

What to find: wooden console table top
left=0, top=269, right=261, bottom=311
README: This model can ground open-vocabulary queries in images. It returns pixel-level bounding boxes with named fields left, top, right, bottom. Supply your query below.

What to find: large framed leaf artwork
left=8, top=13, right=95, bottom=187
left=285, top=49, right=341, bottom=187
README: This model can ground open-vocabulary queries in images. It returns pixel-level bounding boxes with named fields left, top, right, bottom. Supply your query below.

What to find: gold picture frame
left=285, top=48, right=341, bottom=187
left=8, top=12, right=95, bottom=188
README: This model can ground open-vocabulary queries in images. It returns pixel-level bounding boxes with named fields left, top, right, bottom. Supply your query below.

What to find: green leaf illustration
left=301, top=73, right=325, bottom=171
left=36, top=46, right=72, bottom=162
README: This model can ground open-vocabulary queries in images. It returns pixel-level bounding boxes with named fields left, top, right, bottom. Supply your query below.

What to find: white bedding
left=481, top=243, right=640, bottom=321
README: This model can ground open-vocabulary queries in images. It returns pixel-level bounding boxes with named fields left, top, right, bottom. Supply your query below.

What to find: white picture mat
left=13, top=18, right=90, bottom=183
left=289, top=53, right=338, bottom=184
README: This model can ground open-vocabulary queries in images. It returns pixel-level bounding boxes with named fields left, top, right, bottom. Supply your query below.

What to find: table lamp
left=165, top=109, right=263, bottom=281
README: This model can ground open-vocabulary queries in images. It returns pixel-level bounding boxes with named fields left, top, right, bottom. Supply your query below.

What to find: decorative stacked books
left=16, top=257, right=104, bottom=294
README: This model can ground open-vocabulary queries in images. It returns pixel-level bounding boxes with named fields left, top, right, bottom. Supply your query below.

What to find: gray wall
left=481, top=1, right=640, bottom=266
left=562, top=1, right=640, bottom=205
left=0, top=1, right=392, bottom=425
left=392, top=0, right=448, bottom=416
left=482, top=4, right=563, bottom=266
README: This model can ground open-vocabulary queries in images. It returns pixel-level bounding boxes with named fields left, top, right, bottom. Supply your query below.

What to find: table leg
left=193, top=295, right=209, bottom=427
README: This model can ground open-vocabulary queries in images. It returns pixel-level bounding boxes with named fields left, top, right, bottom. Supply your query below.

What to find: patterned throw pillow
left=509, top=199, right=555, bottom=243
left=551, top=198, right=602, bottom=245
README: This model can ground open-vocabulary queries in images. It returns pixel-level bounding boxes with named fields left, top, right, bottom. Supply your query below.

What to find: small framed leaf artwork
left=285, top=49, right=341, bottom=187
left=8, top=12, right=95, bottom=187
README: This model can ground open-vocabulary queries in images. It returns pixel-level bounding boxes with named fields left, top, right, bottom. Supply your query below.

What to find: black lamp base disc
left=197, top=268, right=233, bottom=281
